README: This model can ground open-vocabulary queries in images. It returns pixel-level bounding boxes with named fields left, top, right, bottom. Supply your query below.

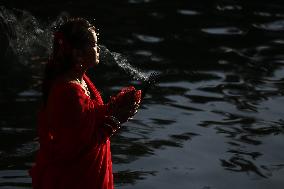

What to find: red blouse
left=29, top=74, right=140, bottom=189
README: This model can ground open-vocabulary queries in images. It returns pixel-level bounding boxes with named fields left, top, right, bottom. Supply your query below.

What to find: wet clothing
left=29, top=74, right=139, bottom=189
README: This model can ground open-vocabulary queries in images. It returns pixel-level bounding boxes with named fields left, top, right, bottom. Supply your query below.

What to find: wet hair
left=42, top=17, right=96, bottom=105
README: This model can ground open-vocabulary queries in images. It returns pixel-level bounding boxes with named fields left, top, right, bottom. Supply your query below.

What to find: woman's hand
left=103, top=115, right=121, bottom=137
left=107, top=86, right=141, bottom=123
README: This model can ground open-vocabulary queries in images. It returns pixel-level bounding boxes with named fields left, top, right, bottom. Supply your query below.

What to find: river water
left=0, top=0, right=284, bottom=189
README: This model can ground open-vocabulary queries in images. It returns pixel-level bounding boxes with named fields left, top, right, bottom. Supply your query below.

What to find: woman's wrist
left=104, top=115, right=121, bottom=136
left=108, top=115, right=121, bottom=125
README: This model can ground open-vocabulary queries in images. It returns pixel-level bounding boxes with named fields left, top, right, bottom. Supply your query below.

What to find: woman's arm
left=105, top=86, right=141, bottom=124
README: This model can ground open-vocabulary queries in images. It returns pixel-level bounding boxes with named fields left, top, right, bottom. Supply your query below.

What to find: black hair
left=42, top=17, right=95, bottom=105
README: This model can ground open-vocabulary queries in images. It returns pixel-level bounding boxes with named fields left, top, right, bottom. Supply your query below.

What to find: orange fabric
left=29, top=74, right=114, bottom=189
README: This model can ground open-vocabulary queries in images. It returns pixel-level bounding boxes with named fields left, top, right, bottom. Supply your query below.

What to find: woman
left=29, top=18, right=141, bottom=189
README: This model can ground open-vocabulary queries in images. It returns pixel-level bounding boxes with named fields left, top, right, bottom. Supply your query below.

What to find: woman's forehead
left=88, top=28, right=98, bottom=42
left=84, top=32, right=97, bottom=47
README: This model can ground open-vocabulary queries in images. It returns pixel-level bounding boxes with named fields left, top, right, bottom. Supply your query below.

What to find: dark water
left=1, top=0, right=284, bottom=188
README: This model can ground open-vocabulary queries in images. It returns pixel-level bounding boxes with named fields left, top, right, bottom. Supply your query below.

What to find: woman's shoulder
left=51, top=78, right=85, bottom=96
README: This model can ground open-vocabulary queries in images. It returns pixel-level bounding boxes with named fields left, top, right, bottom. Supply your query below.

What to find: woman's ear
left=72, top=49, right=84, bottom=63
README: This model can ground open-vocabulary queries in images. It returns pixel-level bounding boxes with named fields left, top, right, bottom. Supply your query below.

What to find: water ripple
left=254, top=20, right=284, bottom=31
left=177, top=9, right=201, bottom=16
left=134, top=34, right=164, bottom=43
left=201, top=27, right=246, bottom=35
left=1, top=2, right=284, bottom=189
left=0, top=170, right=31, bottom=188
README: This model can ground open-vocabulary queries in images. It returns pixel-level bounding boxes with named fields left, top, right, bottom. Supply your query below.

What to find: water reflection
left=221, top=148, right=284, bottom=178
left=134, top=34, right=164, bottom=43
left=216, top=5, right=242, bottom=11
left=0, top=170, right=31, bottom=188
left=114, top=170, right=156, bottom=187
left=176, top=9, right=201, bottom=16
left=201, top=27, right=245, bottom=35
left=220, top=157, right=268, bottom=178
left=128, top=0, right=152, bottom=4
left=254, top=20, right=284, bottom=31
left=1, top=1, right=284, bottom=189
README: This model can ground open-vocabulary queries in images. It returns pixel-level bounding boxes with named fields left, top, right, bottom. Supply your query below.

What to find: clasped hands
left=104, top=86, right=141, bottom=136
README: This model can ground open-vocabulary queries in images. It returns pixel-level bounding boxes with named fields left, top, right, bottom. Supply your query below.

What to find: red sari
left=29, top=74, right=138, bottom=189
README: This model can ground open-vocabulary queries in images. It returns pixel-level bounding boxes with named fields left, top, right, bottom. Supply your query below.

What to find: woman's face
left=82, top=29, right=100, bottom=68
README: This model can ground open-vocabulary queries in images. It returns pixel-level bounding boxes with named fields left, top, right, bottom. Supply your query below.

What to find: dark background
left=1, top=0, right=284, bottom=188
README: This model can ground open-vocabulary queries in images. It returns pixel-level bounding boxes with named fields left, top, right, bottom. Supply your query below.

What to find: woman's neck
left=64, top=68, right=86, bottom=84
